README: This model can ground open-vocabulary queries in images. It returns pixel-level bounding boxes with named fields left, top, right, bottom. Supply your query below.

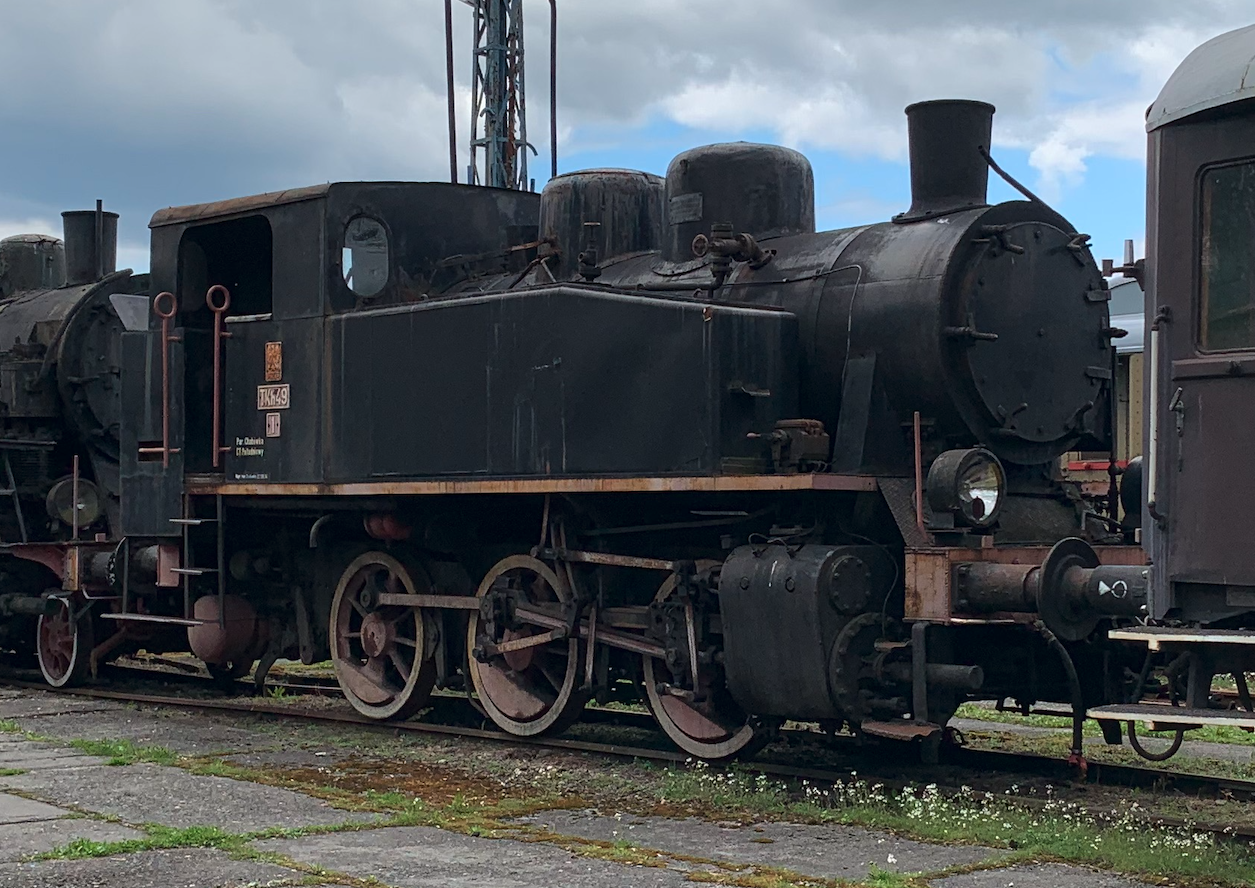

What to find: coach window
left=1200, top=161, right=1255, bottom=351
left=342, top=216, right=389, bottom=298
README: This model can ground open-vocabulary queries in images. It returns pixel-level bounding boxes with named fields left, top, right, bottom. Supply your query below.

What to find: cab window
left=341, top=216, right=389, bottom=298
left=1200, top=161, right=1255, bottom=350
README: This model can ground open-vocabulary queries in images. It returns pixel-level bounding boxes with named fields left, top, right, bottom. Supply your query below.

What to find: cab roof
left=149, top=184, right=329, bottom=228
left=1148, top=24, right=1255, bottom=132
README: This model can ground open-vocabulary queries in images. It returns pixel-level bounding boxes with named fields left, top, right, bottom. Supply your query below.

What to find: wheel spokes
left=468, top=555, right=584, bottom=736
left=642, top=562, right=765, bottom=760
left=330, top=552, right=437, bottom=720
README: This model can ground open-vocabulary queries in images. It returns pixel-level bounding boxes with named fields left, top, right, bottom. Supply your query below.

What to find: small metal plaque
left=265, top=412, right=281, bottom=437
left=668, top=192, right=703, bottom=225
left=264, top=341, right=283, bottom=381
left=257, top=383, right=290, bottom=410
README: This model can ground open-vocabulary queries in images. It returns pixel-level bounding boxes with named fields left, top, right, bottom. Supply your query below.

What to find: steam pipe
left=549, top=0, right=558, bottom=180
left=1033, top=621, right=1086, bottom=758
left=445, top=0, right=458, bottom=184
left=94, top=200, right=103, bottom=283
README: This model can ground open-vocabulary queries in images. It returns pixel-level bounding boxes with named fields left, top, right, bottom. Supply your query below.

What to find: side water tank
left=661, top=142, right=815, bottom=263
left=0, top=235, right=66, bottom=297
left=538, top=169, right=664, bottom=278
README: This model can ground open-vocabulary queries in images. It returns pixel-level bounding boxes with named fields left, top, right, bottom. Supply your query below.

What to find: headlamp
left=925, top=448, right=1005, bottom=529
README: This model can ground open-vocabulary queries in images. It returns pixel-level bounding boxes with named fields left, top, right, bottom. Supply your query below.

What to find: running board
left=1089, top=703, right=1255, bottom=730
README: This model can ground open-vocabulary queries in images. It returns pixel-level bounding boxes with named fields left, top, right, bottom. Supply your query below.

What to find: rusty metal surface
left=905, top=544, right=1148, bottom=622
left=542, top=548, right=677, bottom=572
left=513, top=604, right=666, bottom=658
left=374, top=593, right=480, bottom=610
left=904, top=551, right=951, bottom=622
left=185, top=472, right=878, bottom=497
left=860, top=720, right=941, bottom=740
left=148, top=185, right=330, bottom=228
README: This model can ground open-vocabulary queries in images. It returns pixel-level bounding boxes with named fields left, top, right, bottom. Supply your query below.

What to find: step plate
left=1107, top=627, right=1255, bottom=650
left=1089, top=703, right=1255, bottom=730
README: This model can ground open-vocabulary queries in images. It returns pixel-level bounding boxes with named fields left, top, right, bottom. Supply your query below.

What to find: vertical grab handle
left=149, top=292, right=180, bottom=468
left=1145, top=326, right=1160, bottom=517
left=206, top=285, right=232, bottom=469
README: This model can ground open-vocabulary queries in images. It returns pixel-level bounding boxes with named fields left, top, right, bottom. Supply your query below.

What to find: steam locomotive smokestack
left=896, top=99, right=995, bottom=222
left=61, top=206, right=118, bottom=286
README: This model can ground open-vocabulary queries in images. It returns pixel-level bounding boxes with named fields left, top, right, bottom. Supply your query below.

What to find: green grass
left=67, top=738, right=178, bottom=766
left=0, top=768, right=26, bottom=777
left=658, top=762, right=1255, bottom=886
left=863, top=866, right=916, bottom=888
left=34, top=824, right=243, bottom=860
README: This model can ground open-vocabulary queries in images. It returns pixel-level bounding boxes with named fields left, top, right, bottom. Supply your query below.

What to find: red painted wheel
left=330, top=552, right=436, bottom=721
left=642, top=564, right=770, bottom=761
left=466, top=555, right=584, bottom=737
left=37, top=598, right=92, bottom=688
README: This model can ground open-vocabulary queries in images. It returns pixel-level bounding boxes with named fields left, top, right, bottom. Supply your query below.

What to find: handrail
left=206, top=285, right=232, bottom=469
left=138, top=291, right=181, bottom=468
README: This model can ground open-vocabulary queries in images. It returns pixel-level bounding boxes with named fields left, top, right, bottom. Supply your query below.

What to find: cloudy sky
left=0, top=1, right=1250, bottom=273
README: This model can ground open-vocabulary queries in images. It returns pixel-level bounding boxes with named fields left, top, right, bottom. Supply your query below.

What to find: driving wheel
left=466, top=554, right=584, bottom=736
left=330, top=551, right=437, bottom=720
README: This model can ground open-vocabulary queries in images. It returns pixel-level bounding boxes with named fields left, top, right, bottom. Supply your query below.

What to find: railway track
left=3, top=671, right=1255, bottom=843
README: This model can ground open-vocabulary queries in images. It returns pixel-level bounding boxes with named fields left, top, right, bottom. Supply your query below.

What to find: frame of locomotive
left=4, top=25, right=1255, bottom=764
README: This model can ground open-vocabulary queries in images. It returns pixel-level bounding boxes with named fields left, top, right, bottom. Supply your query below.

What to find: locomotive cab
left=122, top=181, right=543, bottom=534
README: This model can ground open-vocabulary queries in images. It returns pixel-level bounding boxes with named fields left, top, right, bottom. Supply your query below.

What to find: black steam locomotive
left=0, top=77, right=1249, bottom=762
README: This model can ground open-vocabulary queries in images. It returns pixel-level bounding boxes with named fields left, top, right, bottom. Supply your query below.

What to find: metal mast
left=465, top=0, right=530, bottom=189
left=446, top=1, right=557, bottom=189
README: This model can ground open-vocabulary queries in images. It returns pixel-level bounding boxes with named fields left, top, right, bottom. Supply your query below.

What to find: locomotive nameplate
left=264, top=341, right=282, bottom=381
left=669, top=192, right=703, bottom=224
left=257, top=384, right=290, bottom=410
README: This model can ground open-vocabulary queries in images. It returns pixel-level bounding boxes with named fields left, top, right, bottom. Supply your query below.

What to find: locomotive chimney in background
left=61, top=204, right=118, bottom=286
left=895, top=99, right=995, bottom=222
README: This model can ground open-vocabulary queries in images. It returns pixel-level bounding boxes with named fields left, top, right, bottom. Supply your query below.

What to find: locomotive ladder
left=99, top=495, right=224, bottom=629
left=0, top=449, right=28, bottom=544
left=169, top=493, right=226, bottom=627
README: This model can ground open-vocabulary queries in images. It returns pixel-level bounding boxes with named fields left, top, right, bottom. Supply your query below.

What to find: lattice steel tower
left=463, top=0, right=528, bottom=190
left=446, top=0, right=555, bottom=190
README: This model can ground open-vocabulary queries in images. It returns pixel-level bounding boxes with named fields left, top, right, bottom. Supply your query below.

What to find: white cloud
left=0, top=0, right=1250, bottom=227
left=0, top=218, right=59, bottom=240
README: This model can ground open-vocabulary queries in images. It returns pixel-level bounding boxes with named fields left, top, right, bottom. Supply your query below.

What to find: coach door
left=1157, top=143, right=1255, bottom=593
